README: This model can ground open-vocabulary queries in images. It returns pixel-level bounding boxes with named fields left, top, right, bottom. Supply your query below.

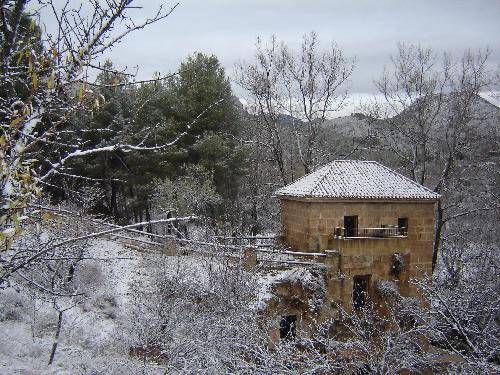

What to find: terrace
left=333, top=226, right=408, bottom=239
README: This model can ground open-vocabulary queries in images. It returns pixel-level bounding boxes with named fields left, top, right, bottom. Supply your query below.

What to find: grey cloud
left=44, top=0, right=500, bottom=94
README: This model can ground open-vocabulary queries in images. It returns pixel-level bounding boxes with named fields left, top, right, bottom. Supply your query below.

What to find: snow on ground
left=0, top=237, right=209, bottom=375
left=254, top=271, right=281, bottom=311
left=1, top=233, right=308, bottom=374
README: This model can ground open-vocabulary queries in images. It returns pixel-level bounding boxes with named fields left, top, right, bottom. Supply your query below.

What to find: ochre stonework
left=279, top=198, right=436, bottom=311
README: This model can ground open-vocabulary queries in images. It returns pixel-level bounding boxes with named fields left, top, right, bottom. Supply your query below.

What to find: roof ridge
left=313, top=162, right=336, bottom=194
left=275, top=162, right=330, bottom=194
left=332, top=159, right=375, bottom=163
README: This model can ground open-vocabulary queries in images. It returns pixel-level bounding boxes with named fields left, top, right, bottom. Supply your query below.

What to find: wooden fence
left=105, top=224, right=327, bottom=270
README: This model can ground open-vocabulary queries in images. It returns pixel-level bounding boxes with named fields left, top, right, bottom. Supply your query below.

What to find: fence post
left=243, top=246, right=257, bottom=271
left=163, top=237, right=177, bottom=256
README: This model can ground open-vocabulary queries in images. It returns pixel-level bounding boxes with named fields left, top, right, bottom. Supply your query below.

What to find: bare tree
left=431, top=49, right=496, bottom=268
left=365, top=44, right=496, bottom=271
left=415, top=243, right=500, bottom=372
left=236, top=32, right=355, bottom=184
left=369, top=43, right=451, bottom=184
left=125, top=251, right=265, bottom=373
left=9, top=205, right=91, bottom=365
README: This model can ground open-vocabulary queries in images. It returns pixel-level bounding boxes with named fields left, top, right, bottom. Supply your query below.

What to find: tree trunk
left=432, top=199, right=445, bottom=272
left=48, top=311, right=63, bottom=365
left=145, top=204, right=152, bottom=233
left=111, top=182, right=119, bottom=221
left=250, top=199, right=258, bottom=236
left=138, top=210, right=143, bottom=231
left=274, top=147, right=288, bottom=186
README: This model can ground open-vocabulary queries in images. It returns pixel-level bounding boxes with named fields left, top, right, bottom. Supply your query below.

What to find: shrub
left=0, top=289, right=29, bottom=322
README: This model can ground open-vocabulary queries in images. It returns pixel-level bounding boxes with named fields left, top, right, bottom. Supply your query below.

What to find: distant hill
left=320, top=115, right=373, bottom=138
left=393, top=92, right=499, bottom=137
left=236, top=92, right=499, bottom=145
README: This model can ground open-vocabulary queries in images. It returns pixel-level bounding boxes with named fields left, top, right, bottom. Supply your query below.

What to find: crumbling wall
left=260, top=267, right=327, bottom=341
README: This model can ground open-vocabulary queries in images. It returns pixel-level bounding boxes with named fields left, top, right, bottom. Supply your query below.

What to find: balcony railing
left=334, top=227, right=408, bottom=239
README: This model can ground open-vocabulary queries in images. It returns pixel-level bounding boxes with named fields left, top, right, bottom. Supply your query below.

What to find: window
left=344, top=215, right=358, bottom=237
left=353, top=275, right=370, bottom=311
left=398, top=217, right=408, bottom=236
left=279, top=315, right=297, bottom=339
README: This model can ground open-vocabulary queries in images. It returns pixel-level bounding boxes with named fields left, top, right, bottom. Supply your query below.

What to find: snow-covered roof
left=275, top=160, right=440, bottom=201
left=478, top=91, right=500, bottom=109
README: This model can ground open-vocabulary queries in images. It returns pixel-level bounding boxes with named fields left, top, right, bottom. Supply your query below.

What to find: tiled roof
left=275, top=160, right=440, bottom=201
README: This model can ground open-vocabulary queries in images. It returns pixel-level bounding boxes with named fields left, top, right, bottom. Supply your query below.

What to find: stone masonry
left=280, top=198, right=436, bottom=311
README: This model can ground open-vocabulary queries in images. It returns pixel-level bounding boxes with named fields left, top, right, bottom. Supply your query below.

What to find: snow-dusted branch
left=1, top=214, right=196, bottom=285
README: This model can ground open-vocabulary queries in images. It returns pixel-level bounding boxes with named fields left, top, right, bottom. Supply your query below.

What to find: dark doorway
left=344, top=215, right=358, bottom=237
left=280, top=315, right=297, bottom=339
left=398, top=217, right=408, bottom=236
left=353, top=275, right=370, bottom=311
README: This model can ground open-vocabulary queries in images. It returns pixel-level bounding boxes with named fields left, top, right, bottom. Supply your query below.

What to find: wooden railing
left=334, top=227, right=407, bottom=239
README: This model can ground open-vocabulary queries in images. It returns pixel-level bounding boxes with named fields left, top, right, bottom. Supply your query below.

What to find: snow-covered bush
left=0, top=288, right=29, bottom=322
left=30, top=305, right=57, bottom=337
left=76, top=261, right=119, bottom=319
left=73, top=260, right=107, bottom=294
left=124, top=253, right=266, bottom=372
left=87, top=292, right=118, bottom=320
left=376, top=279, right=401, bottom=300
left=149, top=166, right=222, bottom=228
left=417, top=243, right=500, bottom=372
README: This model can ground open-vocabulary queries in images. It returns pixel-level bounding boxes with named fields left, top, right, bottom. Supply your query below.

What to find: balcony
left=333, top=226, right=408, bottom=239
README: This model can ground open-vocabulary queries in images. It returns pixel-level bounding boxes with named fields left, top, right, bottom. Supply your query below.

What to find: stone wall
left=331, top=238, right=412, bottom=309
left=280, top=199, right=311, bottom=250
left=282, top=200, right=435, bottom=249
left=280, top=198, right=436, bottom=307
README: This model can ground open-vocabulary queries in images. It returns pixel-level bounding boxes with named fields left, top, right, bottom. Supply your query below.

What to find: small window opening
left=398, top=218, right=409, bottom=236
left=353, top=275, right=370, bottom=311
left=280, top=315, right=297, bottom=339
left=344, top=215, right=358, bottom=237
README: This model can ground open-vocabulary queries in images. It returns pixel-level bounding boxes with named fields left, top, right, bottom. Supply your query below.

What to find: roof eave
left=275, top=194, right=440, bottom=203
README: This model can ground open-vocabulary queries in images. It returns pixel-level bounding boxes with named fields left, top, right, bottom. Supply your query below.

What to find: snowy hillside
left=0, top=239, right=216, bottom=374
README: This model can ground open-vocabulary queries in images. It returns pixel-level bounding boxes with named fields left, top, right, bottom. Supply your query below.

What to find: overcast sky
left=101, top=0, right=499, bottom=97
left=40, top=0, right=499, bottom=102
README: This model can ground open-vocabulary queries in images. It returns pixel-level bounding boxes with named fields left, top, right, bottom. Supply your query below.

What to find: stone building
left=272, top=160, right=440, bottom=328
